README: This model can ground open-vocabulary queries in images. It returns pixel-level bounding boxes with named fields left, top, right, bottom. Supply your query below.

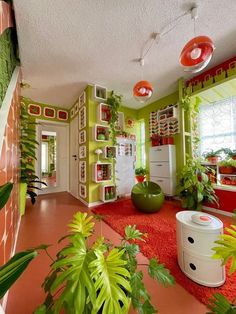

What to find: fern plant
left=35, top=212, right=175, bottom=314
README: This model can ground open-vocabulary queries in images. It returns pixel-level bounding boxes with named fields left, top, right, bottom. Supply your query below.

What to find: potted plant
left=20, top=104, right=46, bottom=214
left=202, top=149, right=222, bottom=164
left=34, top=212, right=174, bottom=314
left=135, top=167, right=148, bottom=183
left=218, top=159, right=236, bottom=174
left=225, top=148, right=236, bottom=160
left=177, top=158, right=218, bottom=211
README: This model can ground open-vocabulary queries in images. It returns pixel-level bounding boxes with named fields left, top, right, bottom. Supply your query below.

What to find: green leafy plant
left=218, top=159, right=236, bottom=168
left=212, top=224, right=236, bottom=274
left=135, top=167, right=148, bottom=176
left=107, top=91, right=122, bottom=145
left=20, top=103, right=46, bottom=204
left=207, top=224, right=236, bottom=313
left=207, top=293, right=236, bottom=314
left=0, top=182, right=13, bottom=210
left=202, top=149, right=222, bottom=159
left=35, top=212, right=174, bottom=314
left=177, top=158, right=218, bottom=210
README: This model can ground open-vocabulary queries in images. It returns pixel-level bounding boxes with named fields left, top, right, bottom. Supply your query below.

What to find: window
left=198, top=96, right=236, bottom=155
left=136, top=120, right=146, bottom=167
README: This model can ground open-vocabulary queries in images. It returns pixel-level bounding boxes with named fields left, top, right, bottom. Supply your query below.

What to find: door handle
left=72, top=154, right=77, bottom=160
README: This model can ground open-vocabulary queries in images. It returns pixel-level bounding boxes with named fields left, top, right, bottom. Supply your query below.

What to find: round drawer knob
left=189, top=263, right=196, bottom=271
left=187, top=236, right=194, bottom=244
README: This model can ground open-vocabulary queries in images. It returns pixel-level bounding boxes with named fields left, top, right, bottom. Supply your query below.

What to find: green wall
left=0, top=28, right=18, bottom=106
left=137, top=91, right=182, bottom=176
left=86, top=86, right=138, bottom=204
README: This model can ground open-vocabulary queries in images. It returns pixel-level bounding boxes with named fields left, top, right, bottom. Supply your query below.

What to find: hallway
left=6, top=192, right=207, bottom=314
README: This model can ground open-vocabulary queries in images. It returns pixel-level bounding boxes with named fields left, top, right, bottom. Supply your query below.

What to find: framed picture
left=79, top=106, right=86, bottom=130
left=79, top=130, right=86, bottom=144
left=79, top=145, right=86, bottom=158
left=79, top=184, right=87, bottom=199
left=70, top=107, right=75, bottom=119
left=74, top=101, right=79, bottom=114
left=79, top=161, right=86, bottom=183
left=79, top=91, right=86, bottom=108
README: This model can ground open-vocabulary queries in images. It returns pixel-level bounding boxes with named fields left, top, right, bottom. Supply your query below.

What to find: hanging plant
left=107, top=91, right=122, bottom=145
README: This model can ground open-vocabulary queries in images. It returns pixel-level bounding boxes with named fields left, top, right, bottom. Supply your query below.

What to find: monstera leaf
left=68, top=212, right=95, bottom=237
left=0, top=182, right=13, bottom=210
left=49, top=234, right=97, bottom=313
left=89, top=248, right=131, bottom=314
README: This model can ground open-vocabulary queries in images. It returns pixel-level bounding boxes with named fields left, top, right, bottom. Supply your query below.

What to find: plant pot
left=219, top=166, right=235, bottom=174
left=135, top=175, right=145, bottom=183
left=207, top=156, right=220, bottom=164
left=19, top=182, right=27, bottom=216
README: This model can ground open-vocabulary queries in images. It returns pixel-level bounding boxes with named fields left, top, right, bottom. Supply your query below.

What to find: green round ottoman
left=131, top=181, right=164, bottom=213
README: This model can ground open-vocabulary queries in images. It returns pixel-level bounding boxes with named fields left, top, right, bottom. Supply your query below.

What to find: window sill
left=213, top=184, right=236, bottom=192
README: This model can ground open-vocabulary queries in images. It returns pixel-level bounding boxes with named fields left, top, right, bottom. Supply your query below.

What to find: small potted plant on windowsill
left=135, top=167, right=148, bottom=183
left=202, top=149, right=222, bottom=164
left=218, top=159, right=236, bottom=174
left=225, top=148, right=236, bottom=160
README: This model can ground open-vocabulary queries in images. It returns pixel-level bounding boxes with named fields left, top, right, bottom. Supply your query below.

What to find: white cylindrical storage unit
left=176, top=211, right=225, bottom=287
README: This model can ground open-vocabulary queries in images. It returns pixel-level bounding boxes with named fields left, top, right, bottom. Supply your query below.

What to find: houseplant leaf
left=207, top=293, right=236, bottom=314
left=89, top=248, right=131, bottom=314
left=0, top=182, right=13, bottom=210
left=148, top=258, right=175, bottom=286
left=0, top=250, right=37, bottom=298
left=68, top=212, right=95, bottom=237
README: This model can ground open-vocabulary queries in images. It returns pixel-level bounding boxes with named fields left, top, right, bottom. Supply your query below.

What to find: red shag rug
left=92, top=198, right=236, bottom=305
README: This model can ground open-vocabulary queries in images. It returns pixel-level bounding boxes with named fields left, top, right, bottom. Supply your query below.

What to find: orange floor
left=7, top=192, right=208, bottom=314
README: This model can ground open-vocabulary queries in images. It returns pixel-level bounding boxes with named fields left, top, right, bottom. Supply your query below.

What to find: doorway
left=36, top=122, right=69, bottom=194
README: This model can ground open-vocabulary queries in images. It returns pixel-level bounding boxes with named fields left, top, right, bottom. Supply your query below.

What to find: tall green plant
left=177, top=158, right=218, bottom=210
left=20, top=103, right=46, bottom=203
left=35, top=212, right=174, bottom=314
left=107, top=91, right=122, bottom=145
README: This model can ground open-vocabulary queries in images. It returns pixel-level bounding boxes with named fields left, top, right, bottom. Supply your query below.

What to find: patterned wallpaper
left=0, top=77, right=20, bottom=266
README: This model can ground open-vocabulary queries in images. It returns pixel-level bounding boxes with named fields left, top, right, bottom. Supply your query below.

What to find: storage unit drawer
left=150, top=176, right=175, bottom=195
left=182, top=227, right=221, bottom=256
left=182, top=250, right=225, bottom=287
left=150, top=145, right=171, bottom=162
left=150, top=162, right=170, bottom=177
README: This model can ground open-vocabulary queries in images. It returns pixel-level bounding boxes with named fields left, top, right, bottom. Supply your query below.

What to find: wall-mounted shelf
left=92, top=162, right=112, bottom=182
left=94, top=124, right=110, bottom=142
left=93, top=85, right=107, bottom=101
left=97, top=103, right=111, bottom=124
left=103, top=146, right=117, bottom=159
left=79, top=161, right=86, bottom=183
left=100, top=184, right=116, bottom=202
left=79, top=106, right=86, bottom=130
left=149, top=104, right=179, bottom=137
left=115, top=112, right=125, bottom=131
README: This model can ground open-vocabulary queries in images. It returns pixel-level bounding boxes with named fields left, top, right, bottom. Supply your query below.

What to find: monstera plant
left=35, top=212, right=175, bottom=314
left=207, top=224, right=236, bottom=313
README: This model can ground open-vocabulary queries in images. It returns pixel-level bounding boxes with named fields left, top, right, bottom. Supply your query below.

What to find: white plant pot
left=0, top=304, right=5, bottom=314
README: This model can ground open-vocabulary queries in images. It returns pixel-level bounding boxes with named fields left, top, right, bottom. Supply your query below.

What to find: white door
left=116, top=138, right=135, bottom=196
left=69, top=116, right=79, bottom=198
left=36, top=122, right=69, bottom=194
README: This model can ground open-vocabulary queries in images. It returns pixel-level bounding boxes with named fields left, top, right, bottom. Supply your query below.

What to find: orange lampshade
left=133, top=80, right=153, bottom=102
left=179, top=36, right=214, bottom=73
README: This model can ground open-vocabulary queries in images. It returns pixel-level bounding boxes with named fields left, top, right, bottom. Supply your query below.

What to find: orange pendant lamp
left=133, top=80, right=153, bottom=103
left=179, top=7, right=215, bottom=73
left=133, top=58, right=153, bottom=103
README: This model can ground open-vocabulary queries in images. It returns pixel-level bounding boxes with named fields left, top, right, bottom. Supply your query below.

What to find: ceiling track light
left=133, top=4, right=215, bottom=102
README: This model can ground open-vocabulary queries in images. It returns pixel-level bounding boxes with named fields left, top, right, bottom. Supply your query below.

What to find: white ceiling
left=13, top=0, right=236, bottom=109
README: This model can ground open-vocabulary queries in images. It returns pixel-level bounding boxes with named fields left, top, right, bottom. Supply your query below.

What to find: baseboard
left=2, top=215, right=21, bottom=311
left=202, top=206, right=234, bottom=217
left=77, top=197, right=103, bottom=208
